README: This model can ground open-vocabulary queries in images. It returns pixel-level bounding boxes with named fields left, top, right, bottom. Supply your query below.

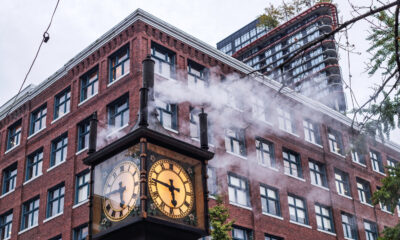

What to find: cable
left=3, top=0, right=60, bottom=118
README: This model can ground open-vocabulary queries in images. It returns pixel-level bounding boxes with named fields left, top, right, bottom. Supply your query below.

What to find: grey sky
left=0, top=0, right=398, bottom=142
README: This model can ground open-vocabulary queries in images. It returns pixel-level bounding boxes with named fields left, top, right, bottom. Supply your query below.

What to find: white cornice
left=0, top=8, right=399, bottom=152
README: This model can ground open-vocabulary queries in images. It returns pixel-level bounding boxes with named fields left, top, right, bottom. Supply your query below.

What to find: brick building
left=0, top=8, right=399, bottom=240
left=217, top=3, right=347, bottom=113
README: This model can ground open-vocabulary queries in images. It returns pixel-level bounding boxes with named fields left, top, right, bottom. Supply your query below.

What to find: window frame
left=315, top=203, right=335, bottom=233
left=232, top=226, right=252, bottom=240
left=50, top=133, right=68, bottom=168
left=334, top=169, right=351, bottom=197
left=260, top=184, right=281, bottom=216
left=156, top=99, right=178, bottom=131
left=227, top=173, right=251, bottom=207
left=264, top=234, right=283, bottom=240
left=283, top=149, right=302, bottom=178
left=288, top=194, right=308, bottom=224
left=342, top=212, right=358, bottom=240
left=1, top=163, right=17, bottom=195
left=21, top=196, right=40, bottom=230
left=327, top=128, right=344, bottom=155
left=6, top=120, right=22, bottom=151
left=151, top=42, right=176, bottom=79
left=54, top=87, right=71, bottom=120
left=29, top=104, right=47, bottom=135
left=356, top=178, right=372, bottom=205
left=73, top=224, right=88, bottom=240
left=0, top=210, right=13, bottom=240
left=75, top=170, right=90, bottom=204
left=364, top=220, right=378, bottom=240
left=207, top=167, right=217, bottom=197
left=369, top=150, right=384, bottom=174
left=80, top=66, right=99, bottom=103
left=303, top=119, right=321, bottom=145
left=46, top=183, right=65, bottom=218
left=225, top=128, right=246, bottom=157
left=107, top=94, right=129, bottom=129
left=77, top=117, right=91, bottom=151
left=309, top=160, right=328, bottom=188
left=277, top=108, right=296, bottom=134
left=25, top=148, right=43, bottom=182
left=109, top=45, right=130, bottom=84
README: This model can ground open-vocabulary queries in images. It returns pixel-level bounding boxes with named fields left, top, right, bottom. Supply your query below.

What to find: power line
left=4, top=0, right=60, bottom=119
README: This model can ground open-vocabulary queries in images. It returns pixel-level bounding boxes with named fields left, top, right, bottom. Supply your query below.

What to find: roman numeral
left=134, top=181, right=139, bottom=187
left=111, top=210, right=116, bottom=217
left=132, top=193, right=137, bottom=199
left=106, top=204, right=111, bottom=211
left=169, top=163, right=173, bottom=170
left=120, top=165, right=124, bottom=172
left=184, top=201, right=190, bottom=207
left=170, top=207, right=173, bottom=214
left=161, top=163, right=166, bottom=170
left=160, top=202, right=166, bottom=209
left=113, top=172, right=117, bottom=179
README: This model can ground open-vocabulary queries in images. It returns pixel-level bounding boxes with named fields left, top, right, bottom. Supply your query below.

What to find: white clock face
left=102, top=161, right=140, bottom=221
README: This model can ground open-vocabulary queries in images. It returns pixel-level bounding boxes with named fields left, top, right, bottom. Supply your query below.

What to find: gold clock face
left=148, top=159, right=194, bottom=219
left=102, top=161, right=140, bottom=222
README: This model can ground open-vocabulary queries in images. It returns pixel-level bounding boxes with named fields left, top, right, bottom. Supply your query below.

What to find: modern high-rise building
left=217, top=3, right=347, bottom=113
left=0, top=8, right=398, bottom=240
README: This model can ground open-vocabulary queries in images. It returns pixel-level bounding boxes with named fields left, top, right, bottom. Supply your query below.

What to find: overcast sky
left=0, top=0, right=398, bottom=142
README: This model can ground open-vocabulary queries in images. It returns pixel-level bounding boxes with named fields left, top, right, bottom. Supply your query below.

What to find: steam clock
left=83, top=56, right=214, bottom=240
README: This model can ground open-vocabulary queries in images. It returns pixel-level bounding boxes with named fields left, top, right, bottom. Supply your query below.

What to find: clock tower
left=83, top=56, right=214, bottom=240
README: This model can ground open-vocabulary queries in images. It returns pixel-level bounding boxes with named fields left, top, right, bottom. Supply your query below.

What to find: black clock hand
left=152, top=178, right=172, bottom=188
left=118, top=182, right=126, bottom=208
left=169, top=179, right=178, bottom=207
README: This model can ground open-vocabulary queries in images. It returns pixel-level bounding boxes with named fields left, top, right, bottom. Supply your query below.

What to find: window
left=30, top=104, right=47, bottom=135
left=75, top=170, right=90, bottom=204
left=80, top=67, right=98, bottom=102
left=49, top=235, right=62, bottom=240
left=189, top=107, right=213, bottom=143
left=303, top=119, right=321, bottom=145
left=1, top=163, right=17, bottom=195
left=50, top=133, right=68, bottom=167
left=73, top=224, right=88, bottom=240
left=21, top=197, right=39, bottom=230
left=265, top=234, right=283, bottom=240
left=377, top=187, right=391, bottom=212
left=283, top=149, right=302, bottom=178
left=232, top=227, right=252, bottom=240
left=0, top=211, right=12, bottom=240
left=356, top=178, right=372, bottom=205
left=288, top=195, right=308, bottom=224
left=387, top=158, right=397, bottom=175
left=315, top=204, right=334, bottom=232
left=277, top=108, right=295, bottom=134
left=6, top=120, right=21, bottom=151
left=252, top=97, right=270, bottom=123
left=256, top=138, right=275, bottom=168
left=370, top=150, right=384, bottom=174
left=342, top=212, right=358, bottom=240
left=77, top=117, right=91, bottom=151
left=364, top=220, right=378, bottom=240
left=109, top=45, right=129, bottom=83
left=26, top=148, right=43, bottom=181
left=207, top=167, right=217, bottom=196
left=228, top=173, right=250, bottom=207
left=156, top=99, right=178, bottom=131
left=54, top=87, right=71, bottom=120
left=187, top=60, right=208, bottom=90
left=151, top=43, right=175, bottom=78
left=328, top=128, right=344, bottom=155
left=47, top=184, right=65, bottom=218
left=351, top=148, right=366, bottom=166
left=335, top=169, right=351, bottom=197
left=225, top=128, right=246, bottom=157
left=260, top=185, right=280, bottom=216
left=309, top=160, right=328, bottom=188
left=108, top=94, right=129, bottom=128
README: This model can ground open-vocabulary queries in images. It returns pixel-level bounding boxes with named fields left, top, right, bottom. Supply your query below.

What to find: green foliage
left=209, top=195, right=235, bottom=240
left=373, top=165, right=400, bottom=239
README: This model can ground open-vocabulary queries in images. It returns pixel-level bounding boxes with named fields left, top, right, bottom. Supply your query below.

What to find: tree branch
left=394, top=4, right=400, bottom=74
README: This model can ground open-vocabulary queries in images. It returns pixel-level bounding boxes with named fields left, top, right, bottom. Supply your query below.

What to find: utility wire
left=4, top=0, right=60, bottom=118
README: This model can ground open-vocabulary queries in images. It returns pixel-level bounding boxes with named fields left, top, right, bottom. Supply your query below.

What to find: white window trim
left=380, top=207, right=393, bottom=215
left=258, top=164, right=279, bottom=172
left=18, top=224, right=39, bottom=235
left=191, top=137, right=215, bottom=148
left=51, top=111, right=71, bottom=124
left=107, top=71, right=130, bottom=87
left=372, top=168, right=386, bottom=176
left=279, top=126, right=300, bottom=138
left=73, top=199, right=89, bottom=209
left=311, top=183, right=330, bottom=191
left=106, top=124, right=129, bottom=138
left=344, top=237, right=357, bottom=240
left=76, top=147, right=88, bottom=156
left=352, top=160, right=366, bottom=168
left=229, top=202, right=252, bottom=211
left=284, top=172, right=306, bottom=182
left=317, top=228, right=337, bottom=236
left=262, top=212, right=284, bottom=220
left=78, top=92, right=98, bottom=107
left=47, top=160, right=67, bottom=172
left=27, top=127, right=46, bottom=140
left=0, top=188, right=15, bottom=199
left=330, top=150, right=346, bottom=159
left=305, top=139, right=323, bottom=148
left=43, top=211, right=63, bottom=223
left=5, top=143, right=20, bottom=154
left=226, top=151, right=247, bottom=160
left=23, top=173, right=43, bottom=186
left=338, top=193, right=353, bottom=200
left=360, top=202, right=374, bottom=208
left=155, top=72, right=177, bottom=82
left=163, top=126, right=179, bottom=134
left=289, top=220, right=312, bottom=229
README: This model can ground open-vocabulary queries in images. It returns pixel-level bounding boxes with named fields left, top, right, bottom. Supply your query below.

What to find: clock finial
left=199, top=108, right=209, bottom=150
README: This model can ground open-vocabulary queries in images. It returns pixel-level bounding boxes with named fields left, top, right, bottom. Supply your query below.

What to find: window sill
left=43, top=212, right=63, bottom=223
left=344, top=237, right=357, bottom=240
left=289, top=220, right=312, bottom=229
left=107, top=124, right=129, bottom=138
left=317, top=229, right=336, bottom=236
left=229, top=202, right=252, bottom=211
left=372, top=170, right=386, bottom=176
left=23, top=173, right=43, bottom=186
left=262, top=212, right=283, bottom=220
left=78, top=93, right=98, bottom=107
left=73, top=199, right=89, bottom=209
left=18, top=224, right=38, bottom=235
left=164, top=127, right=179, bottom=134
left=311, top=183, right=329, bottom=191
left=208, top=195, right=217, bottom=200
left=27, top=127, right=46, bottom=140
left=226, top=151, right=247, bottom=160
left=47, top=161, right=66, bottom=172
left=305, top=139, right=323, bottom=148
left=381, top=209, right=393, bottom=215
left=0, top=189, right=15, bottom=199
left=155, top=72, right=177, bottom=82
left=4, top=144, right=20, bottom=155
left=352, top=161, right=366, bottom=168
left=279, top=128, right=299, bottom=138
left=107, top=72, right=129, bottom=87
left=338, top=193, right=353, bottom=200
left=360, top=202, right=374, bottom=208
left=330, top=151, right=346, bottom=158
left=51, top=111, right=70, bottom=125
left=284, top=172, right=306, bottom=182
left=191, top=137, right=215, bottom=147
left=76, top=147, right=88, bottom=156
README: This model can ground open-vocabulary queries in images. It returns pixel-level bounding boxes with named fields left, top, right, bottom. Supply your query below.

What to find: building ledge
left=4, top=144, right=20, bottom=155
left=27, top=127, right=47, bottom=140
left=0, top=189, right=15, bottom=199
left=43, top=212, right=63, bottom=223
left=311, top=183, right=329, bottom=191
left=76, top=148, right=88, bottom=156
left=18, top=224, right=38, bottom=235
left=229, top=202, right=252, bottom=211
left=226, top=151, right=247, bottom=160
left=284, top=172, right=306, bottom=182
left=262, top=212, right=283, bottom=220
left=78, top=93, right=98, bottom=107
left=107, top=72, right=129, bottom=87
left=305, top=139, right=323, bottom=149
left=23, top=173, right=43, bottom=186
left=47, top=160, right=67, bottom=172
left=352, top=161, right=366, bottom=168
left=317, top=229, right=336, bottom=237
left=51, top=111, right=71, bottom=125
left=107, top=124, right=129, bottom=138
left=338, top=193, right=352, bottom=200
left=73, top=199, right=89, bottom=209
left=289, top=220, right=312, bottom=229
left=360, top=202, right=374, bottom=208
